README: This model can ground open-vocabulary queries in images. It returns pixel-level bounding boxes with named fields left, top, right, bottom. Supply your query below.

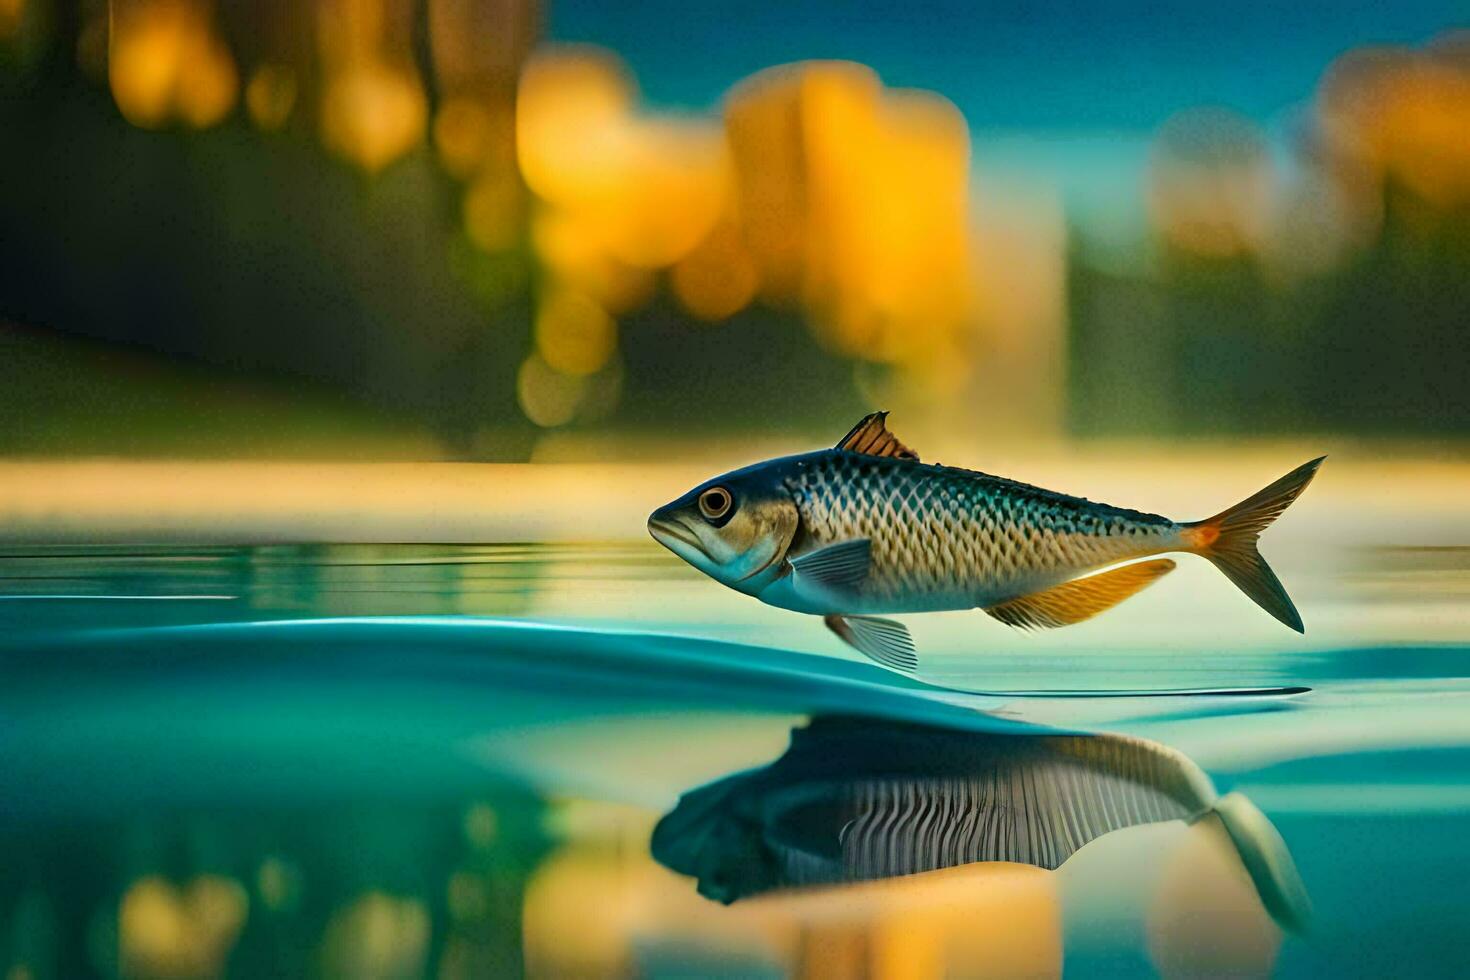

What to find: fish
left=648, top=412, right=1324, bottom=672
left=650, top=714, right=1313, bottom=934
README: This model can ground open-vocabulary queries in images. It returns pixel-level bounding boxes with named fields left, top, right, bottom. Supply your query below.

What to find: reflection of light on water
left=2, top=454, right=1470, bottom=685
left=516, top=719, right=1299, bottom=978
left=1149, top=814, right=1284, bottom=974
left=463, top=802, right=499, bottom=849
left=320, top=892, right=430, bottom=979
left=0, top=578, right=1465, bottom=974
left=0, top=593, right=233, bottom=600
left=118, top=875, right=248, bottom=979
left=521, top=835, right=1067, bottom=979
left=255, top=857, right=302, bottom=914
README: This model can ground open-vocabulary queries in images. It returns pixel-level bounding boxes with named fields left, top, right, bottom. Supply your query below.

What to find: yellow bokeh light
left=512, top=50, right=986, bottom=395
left=434, top=96, right=498, bottom=178
left=109, top=0, right=238, bottom=130
left=522, top=846, right=667, bottom=978
left=316, top=0, right=426, bottom=172
left=726, top=61, right=978, bottom=367
left=428, top=0, right=537, bottom=94
left=672, top=217, right=759, bottom=321
left=590, top=118, right=729, bottom=269
left=0, top=0, right=26, bottom=41
left=521, top=840, right=1062, bottom=979
left=518, top=47, right=727, bottom=270
left=109, top=15, right=175, bottom=128
left=119, top=875, right=248, bottom=979
left=517, top=47, right=636, bottom=207
left=245, top=64, right=297, bottom=131
left=1318, top=37, right=1470, bottom=209
left=178, top=48, right=236, bottom=127
left=725, top=63, right=823, bottom=303
left=1147, top=815, right=1283, bottom=977
left=535, top=287, right=617, bottom=377
left=464, top=170, right=522, bottom=253
left=320, top=63, right=426, bottom=173
left=517, top=352, right=586, bottom=428
left=320, top=892, right=430, bottom=979
left=531, top=208, right=654, bottom=314
left=576, top=354, right=624, bottom=423
left=89, top=13, right=1057, bottom=423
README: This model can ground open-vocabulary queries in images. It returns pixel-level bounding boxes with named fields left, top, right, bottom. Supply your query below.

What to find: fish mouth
left=648, top=515, right=707, bottom=559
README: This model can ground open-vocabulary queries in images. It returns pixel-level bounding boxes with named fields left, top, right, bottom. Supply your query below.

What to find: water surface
left=1, top=544, right=1468, bottom=977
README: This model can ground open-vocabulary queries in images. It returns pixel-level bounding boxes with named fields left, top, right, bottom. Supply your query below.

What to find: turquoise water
left=1, top=544, right=1468, bottom=978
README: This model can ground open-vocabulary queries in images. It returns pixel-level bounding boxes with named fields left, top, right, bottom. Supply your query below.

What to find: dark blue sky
left=547, top=0, right=1463, bottom=129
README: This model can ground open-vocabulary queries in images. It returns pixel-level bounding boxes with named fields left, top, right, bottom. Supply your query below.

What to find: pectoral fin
left=984, top=558, right=1177, bottom=630
left=824, top=614, right=917, bottom=673
left=790, top=539, right=871, bottom=590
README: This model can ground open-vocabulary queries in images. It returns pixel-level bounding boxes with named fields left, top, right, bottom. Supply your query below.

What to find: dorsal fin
left=984, top=558, right=1176, bottom=630
left=835, top=412, right=919, bottom=461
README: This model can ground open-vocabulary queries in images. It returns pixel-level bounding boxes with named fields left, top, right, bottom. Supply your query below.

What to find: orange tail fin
left=1184, top=456, right=1325, bottom=633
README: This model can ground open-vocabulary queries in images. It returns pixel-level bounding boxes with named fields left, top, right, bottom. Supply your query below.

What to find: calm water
left=2, top=543, right=1469, bottom=978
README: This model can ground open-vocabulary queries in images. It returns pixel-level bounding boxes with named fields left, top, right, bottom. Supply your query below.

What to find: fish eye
left=698, top=486, right=733, bottom=522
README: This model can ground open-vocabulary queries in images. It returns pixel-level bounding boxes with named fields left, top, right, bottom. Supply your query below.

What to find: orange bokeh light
left=108, top=0, right=238, bottom=129
left=244, top=63, right=297, bottom=131
left=0, top=0, right=25, bottom=39
left=316, top=0, right=426, bottom=172
left=1318, top=36, right=1470, bottom=208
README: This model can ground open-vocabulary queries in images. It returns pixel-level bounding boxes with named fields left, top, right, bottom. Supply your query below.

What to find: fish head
left=651, top=772, right=789, bottom=904
left=648, top=462, right=799, bottom=593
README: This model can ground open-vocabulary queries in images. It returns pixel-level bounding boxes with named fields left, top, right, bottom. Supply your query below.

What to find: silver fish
left=650, top=714, right=1312, bottom=934
left=649, top=413, right=1323, bottom=671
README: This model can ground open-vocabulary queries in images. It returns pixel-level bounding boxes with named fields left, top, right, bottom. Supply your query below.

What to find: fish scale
left=786, top=450, right=1181, bottom=609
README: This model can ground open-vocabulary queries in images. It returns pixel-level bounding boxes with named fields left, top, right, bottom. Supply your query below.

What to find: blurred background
left=1, top=0, right=1466, bottom=465
left=4, top=5, right=1470, bottom=979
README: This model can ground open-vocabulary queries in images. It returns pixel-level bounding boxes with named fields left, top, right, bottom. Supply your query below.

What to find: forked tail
left=1184, top=456, right=1325, bottom=633
left=1209, top=792, right=1314, bottom=933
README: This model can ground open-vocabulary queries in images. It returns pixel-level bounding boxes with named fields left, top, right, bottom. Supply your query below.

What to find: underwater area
left=2, top=508, right=1468, bottom=978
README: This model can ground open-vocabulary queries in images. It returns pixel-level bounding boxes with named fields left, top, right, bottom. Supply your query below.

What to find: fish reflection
left=652, top=716, right=1310, bottom=933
